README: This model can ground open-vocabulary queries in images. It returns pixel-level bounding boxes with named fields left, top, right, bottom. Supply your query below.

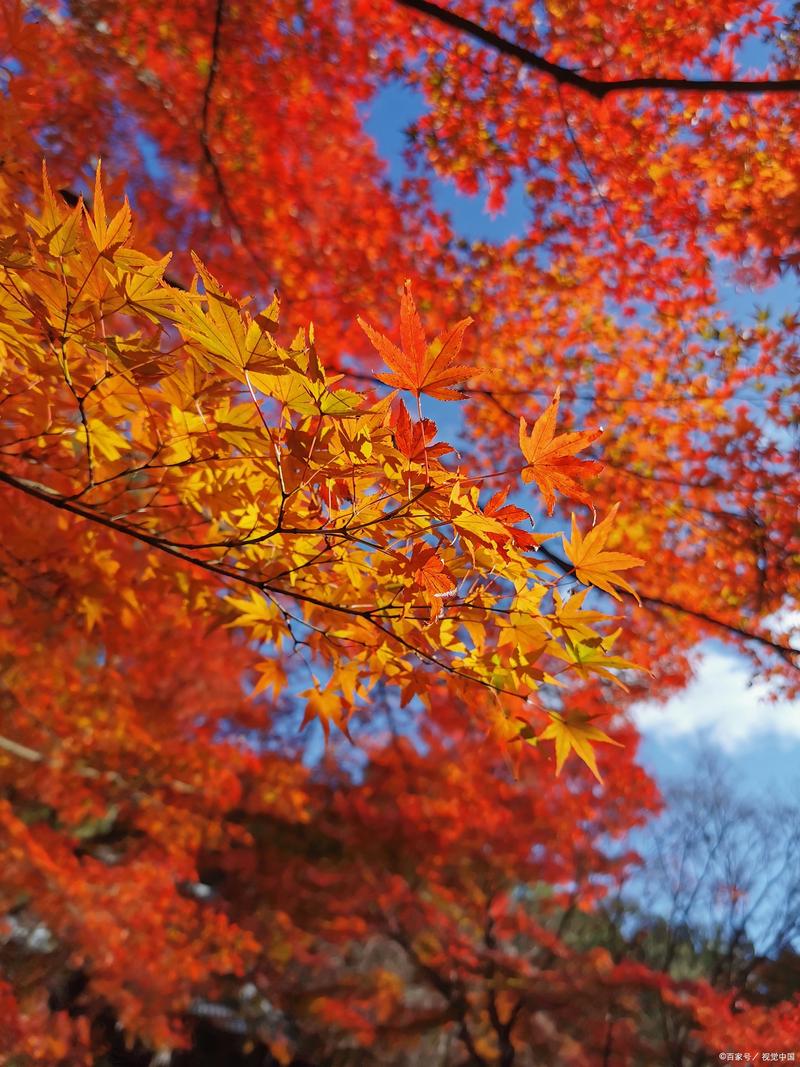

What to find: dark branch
left=388, top=928, right=490, bottom=1067
left=536, top=542, right=798, bottom=668
left=201, top=0, right=224, bottom=139
left=199, top=0, right=270, bottom=273
left=0, top=469, right=529, bottom=700
left=395, top=0, right=800, bottom=99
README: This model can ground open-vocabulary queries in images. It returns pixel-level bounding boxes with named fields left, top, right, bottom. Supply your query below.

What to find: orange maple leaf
left=519, top=388, right=603, bottom=514
left=358, top=280, right=473, bottom=401
left=410, top=545, right=457, bottom=621
left=484, top=486, right=530, bottom=527
left=562, top=504, right=645, bottom=603
left=391, top=400, right=452, bottom=463
left=483, top=487, right=539, bottom=553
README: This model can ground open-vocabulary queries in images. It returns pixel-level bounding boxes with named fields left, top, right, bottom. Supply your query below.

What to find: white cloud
left=631, top=629, right=800, bottom=752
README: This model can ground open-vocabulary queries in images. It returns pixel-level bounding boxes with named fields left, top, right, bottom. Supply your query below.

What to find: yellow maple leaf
left=78, top=595, right=106, bottom=633
left=85, top=161, right=131, bottom=256
left=557, top=627, right=642, bottom=689
left=538, top=711, right=622, bottom=782
left=548, top=588, right=610, bottom=640
left=300, top=683, right=353, bottom=741
left=562, top=504, right=645, bottom=602
left=29, top=165, right=84, bottom=257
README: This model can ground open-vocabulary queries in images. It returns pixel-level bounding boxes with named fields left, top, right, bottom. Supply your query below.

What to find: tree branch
left=0, top=469, right=529, bottom=701
left=199, top=0, right=270, bottom=274
left=536, top=541, right=798, bottom=668
left=395, top=0, right=800, bottom=99
left=388, top=927, right=490, bottom=1067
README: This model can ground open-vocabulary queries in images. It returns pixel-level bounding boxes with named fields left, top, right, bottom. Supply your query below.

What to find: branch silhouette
left=395, top=0, right=800, bottom=99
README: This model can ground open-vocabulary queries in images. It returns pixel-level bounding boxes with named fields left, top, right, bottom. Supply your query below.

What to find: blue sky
left=362, top=82, right=800, bottom=799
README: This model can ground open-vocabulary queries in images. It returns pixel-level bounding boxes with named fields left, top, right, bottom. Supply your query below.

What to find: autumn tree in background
left=569, top=757, right=800, bottom=1066
left=0, top=0, right=799, bottom=1062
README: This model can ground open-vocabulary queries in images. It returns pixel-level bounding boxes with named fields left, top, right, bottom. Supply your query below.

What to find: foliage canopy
left=0, top=0, right=798, bottom=1061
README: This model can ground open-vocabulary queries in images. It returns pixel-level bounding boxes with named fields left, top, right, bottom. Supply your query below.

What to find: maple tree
left=0, top=0, right=799, bottom=1061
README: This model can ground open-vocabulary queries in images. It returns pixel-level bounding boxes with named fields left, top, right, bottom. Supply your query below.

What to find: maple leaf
left=482, top=693, right=538, bottom=778
left=409, top=545, right=457, bottom=621
left=251, top=657, right=287, bottom=699
left=519, top=388, right=603, bottom=515
left=300, top=682, right=354, bottom=742
left=77, top=595, right=106, bottom=633
left=391, top=400, right=452, bottom=463
left=483, top=487, right=539, bottom=552
left=483, top=486, right=529, bottom=527
left=27, top=164, right=83, bottom=257
left=84, top=161, right=131, bottom=256
left=547, top=588, right=611, bottom=641
left=538, top=711, right=622, bottom=782
left=562, top=504, right=645, bottom=603
left=175, top=255, right=288, bottom=381
left=112, top=249, right=175, bottom=320
left=357, top=280, right=473, bottom=401
left=13, top=4, right=800, bottom=1057
left=554, top=627, right=643, bottom=689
